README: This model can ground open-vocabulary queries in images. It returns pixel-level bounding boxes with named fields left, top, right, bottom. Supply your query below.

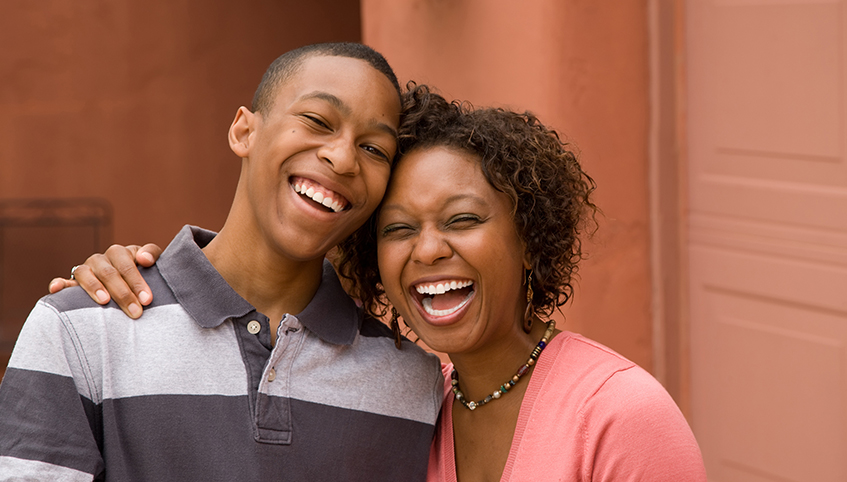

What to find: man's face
left=234, top=55, right=400, bottom=262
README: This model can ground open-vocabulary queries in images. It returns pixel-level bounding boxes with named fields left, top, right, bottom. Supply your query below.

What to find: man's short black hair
left=251, top=43, right=401, bottom=114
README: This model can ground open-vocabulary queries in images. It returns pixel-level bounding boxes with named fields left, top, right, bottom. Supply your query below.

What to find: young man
left=0, top=43, right=443, bottom=481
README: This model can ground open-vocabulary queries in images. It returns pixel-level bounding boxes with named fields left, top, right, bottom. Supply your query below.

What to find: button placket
left=259, top=315, right=304, bottom=392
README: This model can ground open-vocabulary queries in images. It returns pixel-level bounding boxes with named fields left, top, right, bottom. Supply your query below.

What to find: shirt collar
left=158, top=225, right=360, bottom=346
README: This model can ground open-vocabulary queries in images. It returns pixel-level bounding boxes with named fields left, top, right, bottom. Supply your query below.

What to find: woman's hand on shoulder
left=48, top=243, right=163, bottom=319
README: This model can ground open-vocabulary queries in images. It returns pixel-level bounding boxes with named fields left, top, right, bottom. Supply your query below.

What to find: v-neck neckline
left=443, top=333, right=563, bottom=482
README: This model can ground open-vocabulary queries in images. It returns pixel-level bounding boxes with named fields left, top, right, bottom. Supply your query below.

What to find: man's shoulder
left=42, top=264, right=175, bottom=315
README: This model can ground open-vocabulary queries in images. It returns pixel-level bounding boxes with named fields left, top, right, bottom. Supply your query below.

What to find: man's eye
left=304, top=115, right=330, bottom=129
left=362, top=145, right=389, bottom=161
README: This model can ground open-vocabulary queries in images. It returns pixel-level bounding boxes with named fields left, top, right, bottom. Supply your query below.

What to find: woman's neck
left=447, top=317, right=552, bottom=403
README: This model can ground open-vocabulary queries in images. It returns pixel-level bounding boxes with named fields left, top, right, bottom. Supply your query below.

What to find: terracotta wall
left=0, top=0, right=361, bottom=374
left=0, top=0, right=361, bottom=247
left=363, top=0, right=654, bottom=370
left=1, top=0, right=655, bottom=375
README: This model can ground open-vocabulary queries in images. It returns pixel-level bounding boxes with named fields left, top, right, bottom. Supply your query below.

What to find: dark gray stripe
left=0, top=368, right=104, bottom=477
left=100, top=395, right=431, bottom=481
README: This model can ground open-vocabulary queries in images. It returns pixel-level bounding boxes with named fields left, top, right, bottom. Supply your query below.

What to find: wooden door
left=686, top=1, right=847, bottom=480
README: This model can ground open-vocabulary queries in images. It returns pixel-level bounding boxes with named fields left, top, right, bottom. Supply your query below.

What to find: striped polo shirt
left=0, top=225, right=443, bottom=481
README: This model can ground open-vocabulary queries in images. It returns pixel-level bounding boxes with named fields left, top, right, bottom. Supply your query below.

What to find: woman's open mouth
left=412, top=280, right=475, bottom=317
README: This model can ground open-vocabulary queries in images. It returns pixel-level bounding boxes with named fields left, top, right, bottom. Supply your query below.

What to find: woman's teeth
left=415, top=280, right=473, bottom=295
left=416, top=280, right=474, bottom=317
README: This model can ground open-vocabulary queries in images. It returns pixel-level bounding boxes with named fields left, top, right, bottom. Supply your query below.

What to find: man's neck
left=201, top=226, right=324, bottom=336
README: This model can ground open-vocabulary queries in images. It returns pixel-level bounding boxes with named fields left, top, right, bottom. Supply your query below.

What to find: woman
left=55, top=85, right=707, bottom=481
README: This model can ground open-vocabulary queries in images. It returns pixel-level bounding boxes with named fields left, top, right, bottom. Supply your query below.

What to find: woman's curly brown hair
left=336, top=83, right=597, bottom=320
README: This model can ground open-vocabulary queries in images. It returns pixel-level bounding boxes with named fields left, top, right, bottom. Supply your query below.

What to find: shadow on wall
left=0, top=198, right=113, bottom=378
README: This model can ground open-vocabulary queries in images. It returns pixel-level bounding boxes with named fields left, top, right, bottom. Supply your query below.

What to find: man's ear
left=229, top=106, right=256, bottom=158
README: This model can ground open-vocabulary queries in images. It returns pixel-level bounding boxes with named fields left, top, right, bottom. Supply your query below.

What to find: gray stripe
left=281, top=326, right=443, bottom=424
left=9, top=302, right=249, bottom=400
left=0, top=457, right=93, bottom=482
left=10, top=300, right=441, bottom=424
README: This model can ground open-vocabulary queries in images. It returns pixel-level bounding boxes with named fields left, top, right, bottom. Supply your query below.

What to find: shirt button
left=268, top=368, right=276, bottom=382
left=247, top=320, right=261, bottom=334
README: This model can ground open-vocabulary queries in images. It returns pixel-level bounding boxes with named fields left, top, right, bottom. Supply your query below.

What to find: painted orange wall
left=0, top=0, right=362, bottom=375
left=363, top=0, right=653, bottom=369
left=0, top=0, right=361, bottom=249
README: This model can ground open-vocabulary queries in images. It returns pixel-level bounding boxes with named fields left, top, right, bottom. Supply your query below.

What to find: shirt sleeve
left=0, top=299, right=103, bottom=481
left=582, top=366, right=707, bottom=482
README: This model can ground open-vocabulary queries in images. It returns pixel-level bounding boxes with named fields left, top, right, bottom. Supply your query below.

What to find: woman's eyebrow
left=380, top=194, right=486, bottom=214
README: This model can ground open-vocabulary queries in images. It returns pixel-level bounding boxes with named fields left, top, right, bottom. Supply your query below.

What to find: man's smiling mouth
left=291, top=177, right=350, bottom=213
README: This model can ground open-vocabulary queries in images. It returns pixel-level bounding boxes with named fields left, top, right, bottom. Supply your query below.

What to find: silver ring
left=70, top=265, right=81, bottom=280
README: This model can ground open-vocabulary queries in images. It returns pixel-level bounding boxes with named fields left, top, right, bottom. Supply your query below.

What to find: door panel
left=687, top=0, right=847, bottom=480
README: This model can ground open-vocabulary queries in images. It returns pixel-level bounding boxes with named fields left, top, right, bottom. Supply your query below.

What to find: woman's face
left=376, top=146, right=529, bottom=355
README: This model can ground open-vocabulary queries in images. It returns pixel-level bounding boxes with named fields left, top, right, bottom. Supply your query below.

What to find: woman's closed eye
left=381, top=223, right=415, bottom=237
left=447, top=214, right=482, bottom=227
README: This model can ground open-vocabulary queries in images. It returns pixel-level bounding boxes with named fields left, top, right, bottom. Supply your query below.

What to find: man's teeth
left=415, top=280, right=473, bottom=295
left=293, top=183, right=344, bottom=213
left=422, top=291, right=473, bottom=317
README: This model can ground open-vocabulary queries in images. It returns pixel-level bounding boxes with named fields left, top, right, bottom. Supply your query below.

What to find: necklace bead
left=451, top=320, right=555, bottom=411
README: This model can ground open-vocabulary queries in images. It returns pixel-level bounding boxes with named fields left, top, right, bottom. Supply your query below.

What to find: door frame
left=648, top=0, right=691, bottom=416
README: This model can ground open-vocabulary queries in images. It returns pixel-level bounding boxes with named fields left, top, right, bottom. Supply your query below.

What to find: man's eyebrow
left=300, top=91, right=351, bottom=116
left=299, top=90, right=398, bottom=139
left=371, top=119, right=398, bottom=139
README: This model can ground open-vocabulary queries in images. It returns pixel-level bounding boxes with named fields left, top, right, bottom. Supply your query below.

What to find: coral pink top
left=428, top=332, right=707, bottom=481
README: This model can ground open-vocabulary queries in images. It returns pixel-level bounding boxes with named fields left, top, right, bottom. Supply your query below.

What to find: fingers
left=89, top=244, right=153, bottom=318
left=136, top=243, right=163, bottom=267
left=70, top=263, right=112, bottom=306
left=48, top=277, right=78, bottom=294
left=48, top=243, right=160, bottom=320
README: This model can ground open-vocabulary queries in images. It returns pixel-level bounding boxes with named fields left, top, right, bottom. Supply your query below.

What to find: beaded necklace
left=451, top=320, right=556, bottom=411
